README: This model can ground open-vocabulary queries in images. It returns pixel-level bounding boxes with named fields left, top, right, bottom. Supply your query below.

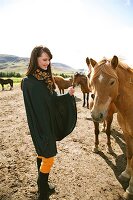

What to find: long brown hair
left=26, top=45, right=56, bottom=89
left=26, top=45, right=53, bottom=75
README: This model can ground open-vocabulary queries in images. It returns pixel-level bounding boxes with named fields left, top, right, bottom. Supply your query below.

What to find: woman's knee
left=39, top=156, right=54, bottom=173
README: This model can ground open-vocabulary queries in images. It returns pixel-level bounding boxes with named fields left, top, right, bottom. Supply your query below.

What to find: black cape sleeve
left=22, top=76, right=77, bottom=157
left=54, top=93, right=77, bottom=141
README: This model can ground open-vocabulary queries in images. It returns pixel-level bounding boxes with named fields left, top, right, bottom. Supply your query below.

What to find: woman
left=22, top=46, right=77, bottom=200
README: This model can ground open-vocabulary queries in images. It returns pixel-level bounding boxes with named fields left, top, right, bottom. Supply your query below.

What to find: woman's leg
left=37, top=156, right=55, bottom=192
left=37, top=157, right=42, bottom=172
left=37, top=156, right=54, bottom=200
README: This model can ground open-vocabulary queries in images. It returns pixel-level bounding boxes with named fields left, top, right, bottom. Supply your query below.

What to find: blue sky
left=0, top=0, right=133, bottom=69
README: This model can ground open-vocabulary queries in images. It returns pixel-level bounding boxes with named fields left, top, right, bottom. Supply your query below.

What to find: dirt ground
left=0, top=84, right=130, bottom=200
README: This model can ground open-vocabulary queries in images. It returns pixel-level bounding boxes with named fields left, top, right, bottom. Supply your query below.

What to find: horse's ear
left=86, top=57, right=92, bottom=76
left=86, top=57, right=90, bottom=66
left=90, top=58, right=97, bottom=68
left=111, top=55, right=118, bottom=69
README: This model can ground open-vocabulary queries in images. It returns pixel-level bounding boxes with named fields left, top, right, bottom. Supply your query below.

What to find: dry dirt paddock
left=0, top=85, right=130, bottom=200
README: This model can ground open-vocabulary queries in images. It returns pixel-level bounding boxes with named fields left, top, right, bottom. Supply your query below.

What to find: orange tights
left=37, top=156, right=54, bottom=173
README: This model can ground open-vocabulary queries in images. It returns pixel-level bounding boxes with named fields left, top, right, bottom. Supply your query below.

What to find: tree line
left=0, top=71, right=71, bottom=78
left=0, top=72, right=22, bottom=77
left=53, top=73, right=71, bottom=78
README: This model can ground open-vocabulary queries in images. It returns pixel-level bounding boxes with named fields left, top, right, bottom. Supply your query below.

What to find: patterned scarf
left=33, top=67, right=54, bottom=93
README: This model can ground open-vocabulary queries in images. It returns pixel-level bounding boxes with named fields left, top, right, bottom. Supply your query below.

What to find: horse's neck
left=115, top=66, right=133, bottom=112
left=80, top=79, right=86, bottom=88
left=117, top=66, right=133, bottom=91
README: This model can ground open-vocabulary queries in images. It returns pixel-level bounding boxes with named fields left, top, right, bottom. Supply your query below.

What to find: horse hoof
left=118, top=174, right=130, bottom=182
left=107, top=146, right=113, bottom=154
left=92, top=147, right=99, bottom=153
left=123, top=191, right=133, bottom=200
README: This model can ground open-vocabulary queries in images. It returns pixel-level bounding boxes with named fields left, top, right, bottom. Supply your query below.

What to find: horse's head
left=88, top=55, right=119, bottom=122
left=73, top=72, right=86, bottom=87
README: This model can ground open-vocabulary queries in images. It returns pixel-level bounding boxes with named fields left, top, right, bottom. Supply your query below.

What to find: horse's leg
left=119, top=138, right=132, bottom=181
left=59, top=89, right=61, bottom=94
left=10, top=81, right=13, bottom=90
left=92, top=122, right=100, bottom=153
left=120, top=136, right=133, bottom=199
left=118, top=114, right=132, bottom=181
left=101, top=121, right=106, bottom=132
left=124, top=157, right=133, bottom=199
left=62, top=89, right=64, bottom=94
left=105, top=115, right=113, bottom=153
left=126, top=156, right=133, bottom=198
left=9, top=83, right=12, bottom=90
left=2, top=84, right=4, bottom=91
left=87, top=93, right=89, bottom=109
left=83, top=93, right=85, bottom=107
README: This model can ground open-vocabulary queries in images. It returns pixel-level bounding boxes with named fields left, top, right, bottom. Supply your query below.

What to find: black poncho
left=22, top=75, right=77, bottom=158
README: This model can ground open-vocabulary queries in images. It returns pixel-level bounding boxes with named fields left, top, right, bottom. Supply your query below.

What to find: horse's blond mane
left=90, top=60, right=118, bottom=83
left=90, top=58, right=133, bottom=83
left=118, top=60, right=133, bottom=72
left=107, top=57, right=132, bottom=71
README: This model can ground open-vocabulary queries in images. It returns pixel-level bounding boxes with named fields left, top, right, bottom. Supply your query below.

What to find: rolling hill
left=0, top=54, right=77, bottom=75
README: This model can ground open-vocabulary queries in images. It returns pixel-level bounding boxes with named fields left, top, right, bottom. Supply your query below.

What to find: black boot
left=37, top=157, right=42, bottom=172
left=37, top=158, right=55, bottom=195
left=37, top=172, right=49, bottom=200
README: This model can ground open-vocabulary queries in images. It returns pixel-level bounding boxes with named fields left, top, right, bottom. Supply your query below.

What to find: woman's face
left=37, top=52, right=50, bottom=70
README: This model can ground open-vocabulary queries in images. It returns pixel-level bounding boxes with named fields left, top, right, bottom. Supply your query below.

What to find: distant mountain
left=0, top=54, right=29, bottom=73
left=52, top=62, right=73, bottom=69
left=52, top=62, right=76, bottom=74
left=0, top=54, right=76, bottom=74
left=0, top=54, right=28, bottom=63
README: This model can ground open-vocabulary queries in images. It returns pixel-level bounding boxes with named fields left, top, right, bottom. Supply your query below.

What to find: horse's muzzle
left=91, top=111, right=106, bottom=123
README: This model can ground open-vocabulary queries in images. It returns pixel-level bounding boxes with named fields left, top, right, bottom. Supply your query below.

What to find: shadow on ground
left=98, top=129, right=129, bottom=191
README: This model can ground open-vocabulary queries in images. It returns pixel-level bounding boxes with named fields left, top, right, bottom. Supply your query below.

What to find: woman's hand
left=68, top=86, right=75, bottom=96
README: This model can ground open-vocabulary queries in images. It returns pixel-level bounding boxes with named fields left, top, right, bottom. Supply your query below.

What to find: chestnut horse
left=54, top=75, right=73, bottom=94
left=0, top=78, right=13, bottom=90
left=86, top=57, right=117, bottom=153
left=73, top=72, right=91, bottom=108
left=89, top=55, right=133, bottom=199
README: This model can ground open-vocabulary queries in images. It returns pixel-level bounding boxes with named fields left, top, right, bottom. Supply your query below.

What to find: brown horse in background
left=89, top=55, right=133, bottom=199
left=86, top=57, right=117, bottom=153
left=0, top=78, right=13, bottom=90
left=54, top=75, right=73, bottom=94
left=73, top=72, right=91, bottom=108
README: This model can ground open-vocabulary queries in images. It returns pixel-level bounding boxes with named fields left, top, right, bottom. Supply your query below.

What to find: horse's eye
left=91, top=94, right=95, bottom=99
left=110, top=80, right=115, bottom=85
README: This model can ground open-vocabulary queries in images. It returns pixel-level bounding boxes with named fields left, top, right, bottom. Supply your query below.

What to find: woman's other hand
left=68, top=86, right=75, bottom=96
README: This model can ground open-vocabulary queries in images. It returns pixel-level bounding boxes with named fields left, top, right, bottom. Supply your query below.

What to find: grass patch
left=11, top=77, right=23, bottom=84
